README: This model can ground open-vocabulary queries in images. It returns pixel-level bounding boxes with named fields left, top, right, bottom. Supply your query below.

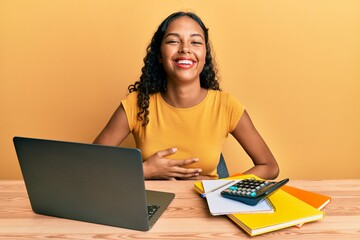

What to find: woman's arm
left=93, top=104, right=131, bottom=146
left=231, top=110, right=279, bottom=180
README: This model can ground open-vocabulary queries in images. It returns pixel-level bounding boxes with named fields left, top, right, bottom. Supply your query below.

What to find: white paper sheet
left=202, top=180, right=274, bottom=216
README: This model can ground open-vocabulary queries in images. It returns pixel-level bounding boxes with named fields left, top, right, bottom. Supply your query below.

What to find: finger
left=171, top=171, right=201, bottom=179
left=171, top=166, right=202, bottom=176
left=185, top=175, right=214, bottom=180
left=171, top=160, right=202, bottom=176
left=155, top=148, right=177, bottom=158
left=171, top=158, right=199, bottom=166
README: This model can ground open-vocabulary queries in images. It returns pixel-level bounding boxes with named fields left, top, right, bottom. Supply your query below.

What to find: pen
left=201, top=180, right=237, bottom=198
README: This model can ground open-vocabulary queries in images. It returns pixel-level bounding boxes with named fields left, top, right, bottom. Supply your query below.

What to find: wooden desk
left=0, top=179, right=359, bottom=239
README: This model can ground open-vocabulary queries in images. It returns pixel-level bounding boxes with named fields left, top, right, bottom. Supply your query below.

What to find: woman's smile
left=174, top=57, right=196, bottom=69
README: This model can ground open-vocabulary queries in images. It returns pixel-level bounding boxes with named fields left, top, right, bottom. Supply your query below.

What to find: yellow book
left=194, top=174, right=324, bottom=236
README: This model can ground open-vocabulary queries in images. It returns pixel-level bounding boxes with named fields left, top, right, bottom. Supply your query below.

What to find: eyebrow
left=164, top=32, right=204, bottom=40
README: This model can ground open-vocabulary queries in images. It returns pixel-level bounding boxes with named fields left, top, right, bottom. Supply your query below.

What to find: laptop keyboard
left=147, top=204, right=160, bottom=220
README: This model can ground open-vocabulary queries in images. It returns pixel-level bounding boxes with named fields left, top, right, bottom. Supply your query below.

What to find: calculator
left=220, top=178, right=289, bottom=206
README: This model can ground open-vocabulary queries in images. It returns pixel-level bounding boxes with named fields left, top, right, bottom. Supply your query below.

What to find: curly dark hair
left=128, top=11, right=220, bottom=126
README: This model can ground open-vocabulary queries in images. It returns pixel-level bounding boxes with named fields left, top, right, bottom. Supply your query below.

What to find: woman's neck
left=161, top=83, right=207, bottom=108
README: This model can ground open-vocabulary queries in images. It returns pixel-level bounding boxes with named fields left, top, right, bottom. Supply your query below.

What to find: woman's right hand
left=143, top=148, right=202, bottom=180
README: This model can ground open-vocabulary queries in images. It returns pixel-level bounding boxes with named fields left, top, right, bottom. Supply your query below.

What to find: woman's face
left=159, top=16, right=206, bottom=85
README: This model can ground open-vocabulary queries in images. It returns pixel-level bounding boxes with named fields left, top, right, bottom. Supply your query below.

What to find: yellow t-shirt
left=121, top=90, right=245, bottom=178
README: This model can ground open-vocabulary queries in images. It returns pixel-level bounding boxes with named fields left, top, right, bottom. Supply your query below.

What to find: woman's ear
left=158, top=54, right=162, bottom=63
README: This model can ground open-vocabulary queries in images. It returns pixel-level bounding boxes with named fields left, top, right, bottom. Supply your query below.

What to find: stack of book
left=193, top=174, right=331, bottom=236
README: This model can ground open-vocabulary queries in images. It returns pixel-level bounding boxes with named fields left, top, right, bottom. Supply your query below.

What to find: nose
left=179, top=43, right=191, bottom=54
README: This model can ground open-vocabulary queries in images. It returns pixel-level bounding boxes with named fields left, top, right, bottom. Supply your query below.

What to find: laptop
left=13, top=136, right=175, bottom=231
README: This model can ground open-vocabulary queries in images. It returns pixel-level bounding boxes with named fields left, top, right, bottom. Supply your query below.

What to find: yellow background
left=1, top=0, right=359, bottom=180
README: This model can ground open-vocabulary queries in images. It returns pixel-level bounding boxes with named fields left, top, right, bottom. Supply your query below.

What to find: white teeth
left=177, top=59, right=193, bottom=65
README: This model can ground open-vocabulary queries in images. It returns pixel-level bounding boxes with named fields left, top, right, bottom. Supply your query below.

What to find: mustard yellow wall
left=1, top=0, right=359, bottom=180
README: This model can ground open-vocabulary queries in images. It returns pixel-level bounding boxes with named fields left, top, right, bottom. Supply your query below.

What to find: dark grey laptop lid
left=13, top=136, right=174, bottom=231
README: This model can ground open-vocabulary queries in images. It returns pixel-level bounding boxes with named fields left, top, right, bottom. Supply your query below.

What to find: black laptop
left=13, top=136, right=175, bottom=231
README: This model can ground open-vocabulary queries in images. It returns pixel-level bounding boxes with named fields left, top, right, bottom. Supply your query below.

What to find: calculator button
left=220, top=178, right=290, bottom=206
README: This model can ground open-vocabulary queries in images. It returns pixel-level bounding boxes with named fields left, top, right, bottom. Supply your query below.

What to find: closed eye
left=166, top=40, right=179, bottom=44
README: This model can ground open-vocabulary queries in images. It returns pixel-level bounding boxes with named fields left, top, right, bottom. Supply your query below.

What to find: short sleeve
left=227, top=94, right=245, bottom=132
left=120, top=91, right=139, bottom=131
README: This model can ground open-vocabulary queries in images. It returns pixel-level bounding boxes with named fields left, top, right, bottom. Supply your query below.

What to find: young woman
left=94, top=11, right=279, bottom=180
